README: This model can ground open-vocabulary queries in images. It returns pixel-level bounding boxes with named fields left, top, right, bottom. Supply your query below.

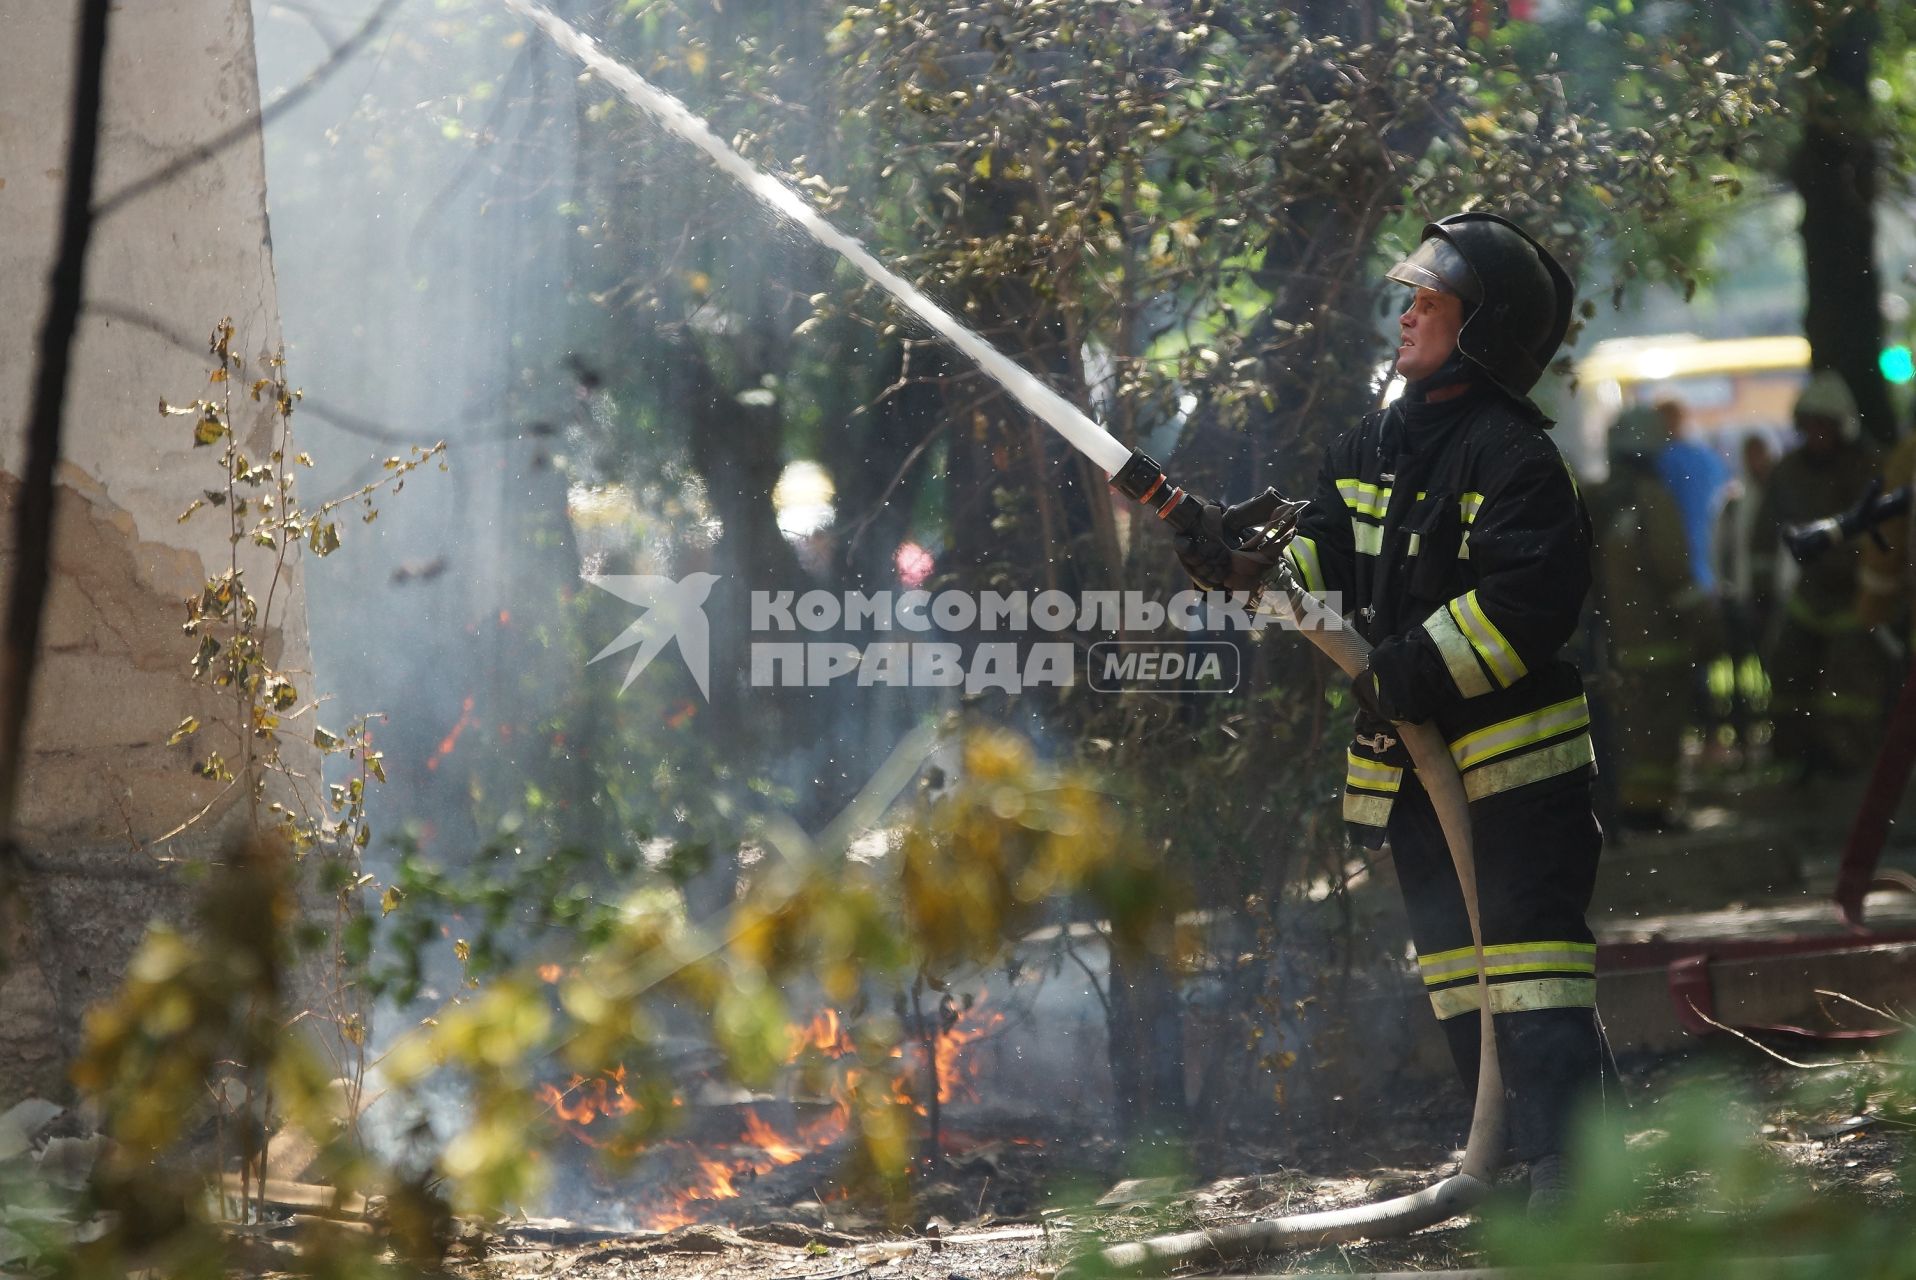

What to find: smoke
left=245, top=5, right=1431, bottom=1207
left=252, top=0, right=593, bottom=1005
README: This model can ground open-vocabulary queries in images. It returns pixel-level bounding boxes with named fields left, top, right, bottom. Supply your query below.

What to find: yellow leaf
left=166, top=716, right=200, bottom=746
left=380, top=886, right=403, bottom=915
left=209, top=367, right=228, bottom=383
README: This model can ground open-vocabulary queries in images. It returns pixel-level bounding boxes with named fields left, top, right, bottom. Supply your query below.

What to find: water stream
left=503, top=0, right=1136, bottom=478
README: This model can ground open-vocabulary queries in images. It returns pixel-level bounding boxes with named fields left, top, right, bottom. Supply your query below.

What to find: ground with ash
left=448, top=1048, right=1910, bottom=1279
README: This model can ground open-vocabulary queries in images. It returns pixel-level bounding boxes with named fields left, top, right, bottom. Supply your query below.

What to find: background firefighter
left=1182, top=214, right=1607, bottom=1213
left=1588, top=406, right=1715, bottom=828
left=1752, top=370, right=1891, bottom=784
left=1856, top=423, right=1916, bottom=647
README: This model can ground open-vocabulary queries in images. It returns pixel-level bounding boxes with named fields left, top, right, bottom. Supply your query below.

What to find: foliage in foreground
left=7, top=724, right=1181, bottom=1278
left=1484, top=1045, right=1916, bottom=1279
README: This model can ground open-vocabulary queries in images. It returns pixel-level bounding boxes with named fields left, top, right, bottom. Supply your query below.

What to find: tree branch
left=91, top=0, right=404, bottom=222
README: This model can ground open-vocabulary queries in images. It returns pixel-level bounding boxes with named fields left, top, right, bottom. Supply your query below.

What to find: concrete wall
left=0, top=0, right=312, bottom=1102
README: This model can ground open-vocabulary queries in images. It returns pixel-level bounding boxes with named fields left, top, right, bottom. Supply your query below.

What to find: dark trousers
left=1387, top=768, right=1606, bottom=1162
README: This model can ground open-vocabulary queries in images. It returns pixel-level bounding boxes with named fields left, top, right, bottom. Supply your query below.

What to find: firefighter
left=1589, top=406, right=1711, bottom=827
left=1182, top=214, right=1604, bottom=1213
left=1752, top=371, right=1890, bottom=781
left=1857, top=426, right=1916, bottom=644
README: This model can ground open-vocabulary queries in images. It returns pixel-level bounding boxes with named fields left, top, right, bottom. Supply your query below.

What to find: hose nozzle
left=1783, top=480, right=1912, bottom=565
left=1110, top=449, right=1206, bottom=534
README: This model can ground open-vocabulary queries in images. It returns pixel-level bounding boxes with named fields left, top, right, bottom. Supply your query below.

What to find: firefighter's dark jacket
left=1284, top=383, right=1596, bottom=843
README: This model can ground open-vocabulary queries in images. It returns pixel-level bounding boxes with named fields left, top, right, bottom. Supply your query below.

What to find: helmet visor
left=1384, top=236, right=1483, bottom=304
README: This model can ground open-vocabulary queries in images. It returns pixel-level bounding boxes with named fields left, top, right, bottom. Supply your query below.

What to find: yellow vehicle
left=1560, top=333, right=1810, bottom=481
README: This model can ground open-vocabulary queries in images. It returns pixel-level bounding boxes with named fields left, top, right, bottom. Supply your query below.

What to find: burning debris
left=535, top=999, right=1013, bottom=1232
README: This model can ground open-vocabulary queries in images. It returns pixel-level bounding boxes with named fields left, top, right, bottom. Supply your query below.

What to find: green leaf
left=266, top=677, right=298, bottom=711
left=191, top=634, right=221, bottom=678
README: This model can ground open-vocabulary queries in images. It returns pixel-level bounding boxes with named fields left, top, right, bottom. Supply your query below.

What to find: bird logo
left=584, top=572, right=721, bottom=699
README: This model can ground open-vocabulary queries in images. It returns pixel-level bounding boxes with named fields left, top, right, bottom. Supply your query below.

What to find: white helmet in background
left=1794, top=369, right=1860, bottom=442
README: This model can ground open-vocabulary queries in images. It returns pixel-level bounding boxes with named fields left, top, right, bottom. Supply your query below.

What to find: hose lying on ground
left=1060, top=564, right=1502, bottom=1278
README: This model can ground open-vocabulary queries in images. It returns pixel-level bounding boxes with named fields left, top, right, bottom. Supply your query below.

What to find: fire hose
left=508, top=6, right=1503, bottom=1267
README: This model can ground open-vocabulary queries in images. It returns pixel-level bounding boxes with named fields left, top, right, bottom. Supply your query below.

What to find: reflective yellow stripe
left=1453, top=590, right=1527, bottom=687
left=1460, top=733, right=1595, bottom=801
left=1286, top=535, right=1325, bottom=595
left=1337, top=478, right=1389, bottom=519
left=1448, top=695, right=1590, bottom=771
left=1422, top=956, right=1599, bottom=986
left=1418, top=940, right=1597, bottom=971
left=1425, top=958, right=1601, bottom=988
left=1343, top=791, right=1394, bottom=826
left=1422, top=603, right=1494, bottom=698
left=1458, top=493, right=1482, bottom=560
left=1429, top=976, right=1597, bottom=1020
left=1352, top=522, right=1384, bottom=555
left=1345, top=751, right=1403, bottom=791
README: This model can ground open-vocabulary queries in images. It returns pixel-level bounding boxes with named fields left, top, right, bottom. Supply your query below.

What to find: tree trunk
left=1792, top=2, right=1894, bottom=445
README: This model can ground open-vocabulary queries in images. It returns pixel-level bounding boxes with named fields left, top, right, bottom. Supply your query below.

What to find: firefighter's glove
left=1173, top=496, right=1287, bottom=594
left=1351, top=636, right=1451, bottom=725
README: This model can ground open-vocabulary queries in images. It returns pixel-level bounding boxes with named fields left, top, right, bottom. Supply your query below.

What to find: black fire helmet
left=1385, top=212, right=1574, bottom=411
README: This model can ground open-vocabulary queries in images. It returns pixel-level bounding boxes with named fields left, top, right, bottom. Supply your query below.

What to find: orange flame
left=788, top=1008, right=855, bottom=1058
left=544, top=992, right=1006, bottom=1228
left=740, top=1109, right=805, bottom=1166
left=425, top=695, right=477, bottom=772
left=538, top=1065, right=640, bottom=1139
